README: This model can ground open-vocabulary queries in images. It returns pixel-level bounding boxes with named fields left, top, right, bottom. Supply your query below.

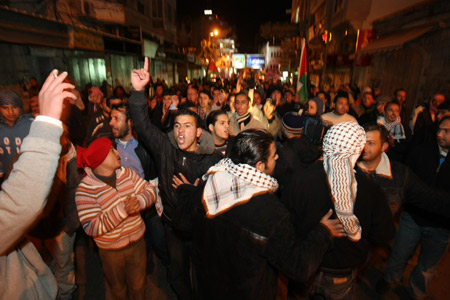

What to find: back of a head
left=229, top=129, right=272, bottom=167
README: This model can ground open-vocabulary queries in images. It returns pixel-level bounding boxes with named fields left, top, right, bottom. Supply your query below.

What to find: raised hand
left=320, top=209, right=346, bottom=238
left=39, top=70, right=76, bottom=120
left=131, top=57, right=151, bottom=92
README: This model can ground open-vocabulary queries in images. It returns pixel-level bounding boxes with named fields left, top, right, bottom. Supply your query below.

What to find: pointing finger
left=144, top=57, right=149, bottom=72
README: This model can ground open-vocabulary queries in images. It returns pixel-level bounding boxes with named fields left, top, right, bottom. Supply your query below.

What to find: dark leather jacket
left=129, top=90, right=222, bottom=229
left=178, top=183, right=332, bottom=300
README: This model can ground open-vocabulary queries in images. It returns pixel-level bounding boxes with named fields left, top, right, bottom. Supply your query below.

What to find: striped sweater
left=76, top=166, right=156, bottom=250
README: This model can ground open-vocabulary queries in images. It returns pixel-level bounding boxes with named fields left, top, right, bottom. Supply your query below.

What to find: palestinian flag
left=207, top=60, right=220, bottom=82
left=296, top=38, right=308, bottom=105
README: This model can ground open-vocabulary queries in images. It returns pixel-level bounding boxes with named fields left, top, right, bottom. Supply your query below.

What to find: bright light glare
left=204, top=10, right=212, bottom=15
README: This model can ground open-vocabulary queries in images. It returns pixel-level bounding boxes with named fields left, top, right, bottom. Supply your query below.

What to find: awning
left=358, top=26, right=432, bottom=55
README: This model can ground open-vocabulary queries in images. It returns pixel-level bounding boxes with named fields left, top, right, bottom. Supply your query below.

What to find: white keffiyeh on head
left=322, top=122, right=366, bottom=241
left=202, top=158, right=278, bottom=217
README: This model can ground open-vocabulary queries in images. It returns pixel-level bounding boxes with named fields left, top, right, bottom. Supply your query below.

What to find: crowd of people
left=1, top=57, right=450, bottom=300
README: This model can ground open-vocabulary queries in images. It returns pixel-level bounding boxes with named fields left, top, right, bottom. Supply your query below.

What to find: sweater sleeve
left=75, top=187, right=129, bottom=237
left=131, top=169, right=157, bottom=209
left=0, top=120, right=62, bottom=254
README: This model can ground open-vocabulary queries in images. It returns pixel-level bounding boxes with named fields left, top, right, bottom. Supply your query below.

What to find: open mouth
left=177, top=135, right=185, bottom=145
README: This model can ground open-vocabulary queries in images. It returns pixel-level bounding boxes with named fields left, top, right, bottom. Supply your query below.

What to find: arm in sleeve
left=75, top=190, right=129, bottom=237
left=0, top=120, right=63, bottom=254
left=263, top=213, right=332, bottom=283
left=405, top=167, right=450, bottom=217
left=129, top=90, right=172, bottom=162
left=366, top=184, right=396, bottom=245
left=131, top=169, right=157, bottom=209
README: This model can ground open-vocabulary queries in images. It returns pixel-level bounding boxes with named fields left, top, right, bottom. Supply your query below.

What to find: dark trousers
left=144, top=214, right=170, bottom=272
left=310, top=267, right=357, bottom=300
left=98, top=238, right=146, bottom=300
left=165, top=224, right=193, bottom=300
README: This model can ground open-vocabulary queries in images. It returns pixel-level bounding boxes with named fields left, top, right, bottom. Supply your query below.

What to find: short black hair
left=333, top=91, right=349, bottom=104
left=106, top=96, right=124, bottom=107
left=385, top=101, right=400, bottom=111
left=174, top=109, right=202, bottom=128
left=439, top=115, right=450, bottom=126
left=235, top=92, right=249, bottom=102
left=363, top=123, right=390, bottom=144
left=110, top=103, right=130, bottom=121
left=394, top=88, right=406, bottom=96
left=229, top=129, right=273, bottom=167
left=206, top=109, right=228, bottom=129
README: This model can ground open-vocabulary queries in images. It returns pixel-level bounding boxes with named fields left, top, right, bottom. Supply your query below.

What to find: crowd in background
left=1, top=62, right=450, bottom=300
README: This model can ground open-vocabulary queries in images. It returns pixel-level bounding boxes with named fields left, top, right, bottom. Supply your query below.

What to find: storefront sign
left=70, top=28, right=104, bottom=51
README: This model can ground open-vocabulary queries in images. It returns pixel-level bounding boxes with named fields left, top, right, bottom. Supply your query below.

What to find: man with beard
left=174, top=130, right=344, bottom=300
left=109, top=103, right=169, bottom=274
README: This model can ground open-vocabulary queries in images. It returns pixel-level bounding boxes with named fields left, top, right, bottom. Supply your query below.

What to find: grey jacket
left=0, top=119, right=63, bottom=300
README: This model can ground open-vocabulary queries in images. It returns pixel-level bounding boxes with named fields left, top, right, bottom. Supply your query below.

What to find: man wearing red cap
left=75, top=137, right=157, bottom=300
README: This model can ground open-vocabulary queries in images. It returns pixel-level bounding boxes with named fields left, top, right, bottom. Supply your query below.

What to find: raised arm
left=129, top=57, right=173, bottom=161
left=0, top=70, right=76, bottom=254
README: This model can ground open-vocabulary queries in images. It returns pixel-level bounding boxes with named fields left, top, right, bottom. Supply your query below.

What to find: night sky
left=177, top=0, right=293, bottom=53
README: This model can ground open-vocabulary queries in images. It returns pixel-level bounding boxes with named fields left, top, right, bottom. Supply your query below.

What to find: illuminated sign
left=246, top=54, right=265, bottom=69
left=232, top=54, right=245, bottom=69
left=204, top=9, right=212, bottom=15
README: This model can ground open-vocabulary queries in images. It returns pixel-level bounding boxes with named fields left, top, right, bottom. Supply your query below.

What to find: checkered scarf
left=322, top=122, right=366, bottom=241
left=202, top=158, right=279, bottom=217
left=377, top=116, right=406, bottom=141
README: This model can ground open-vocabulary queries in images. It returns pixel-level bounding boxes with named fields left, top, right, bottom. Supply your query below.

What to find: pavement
left=72, top=233, right=450, bottom=300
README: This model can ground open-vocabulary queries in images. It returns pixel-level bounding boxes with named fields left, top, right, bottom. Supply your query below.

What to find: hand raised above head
left=39, top=70, right=76, bottom=120
left=131, top=57, right=151, bottom=92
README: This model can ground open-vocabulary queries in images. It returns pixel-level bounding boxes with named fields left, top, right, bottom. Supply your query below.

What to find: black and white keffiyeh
left=202, top=158, right=279, bottom=217
left=322, top=122, right=366, bottom=241
left=377, top=116, right=406, bottom=141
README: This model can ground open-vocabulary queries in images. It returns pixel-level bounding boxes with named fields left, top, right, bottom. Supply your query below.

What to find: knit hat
left=322, top=122, right=366, bottom=241
left=282, top=112, right=305, bottom=136
left=88, top=87, right=104, bottom=100
left=0, top=90, right=25, bottom=126
left=76, top=137, right=112, bottom=169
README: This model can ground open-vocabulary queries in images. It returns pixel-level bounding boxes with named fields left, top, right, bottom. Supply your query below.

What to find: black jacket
left=283, top=162, right=395, bottom=270
left=356, top=160, right=450, bottom=222
left=129, top=90, right=222, bottom=229
left=178, top=183, right=332, bottom=300
left=274, top=136, right=321, bottom=201
left=405, top=141, right=450, bottom=229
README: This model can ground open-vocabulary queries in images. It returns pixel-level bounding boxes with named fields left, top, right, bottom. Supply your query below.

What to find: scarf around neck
left=377, top=116, right=406, bottom=141
left=236, top=112, right=251, bottom=131
left=202, top=158, right=278, bottom=217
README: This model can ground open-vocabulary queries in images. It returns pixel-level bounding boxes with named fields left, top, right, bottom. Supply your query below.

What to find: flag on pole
left=207, top=60, right=220, bottom=82
left=296, top=38, right=308, bottom=105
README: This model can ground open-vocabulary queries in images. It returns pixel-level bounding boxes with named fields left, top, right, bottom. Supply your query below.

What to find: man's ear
left=255, top=161, right=265, bottom=173
left=208, top=124, right=214, bottom=134
left=382, top=141, right=389, bottom=153
left=196, top=127, right=202, bottom=139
